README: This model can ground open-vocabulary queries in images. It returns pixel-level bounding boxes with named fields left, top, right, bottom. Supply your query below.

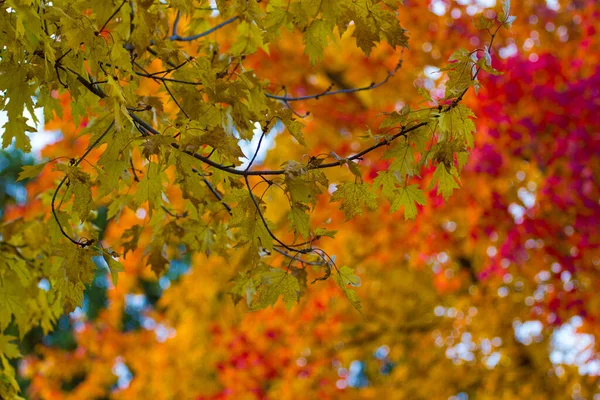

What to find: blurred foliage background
left=2, top=0, right=599, bottom=398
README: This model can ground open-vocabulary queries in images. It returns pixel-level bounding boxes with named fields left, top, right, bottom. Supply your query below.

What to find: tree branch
left=266, top=56, right=404, bottom=102
left=96, top=0, right=127, bottom=35
left=51, top=121, right=115, bottom=247
left=169, top=16, right=239, bottom=41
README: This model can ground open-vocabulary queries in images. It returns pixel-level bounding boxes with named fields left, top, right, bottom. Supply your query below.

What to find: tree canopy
left=1, top=0, right=599, bottom=398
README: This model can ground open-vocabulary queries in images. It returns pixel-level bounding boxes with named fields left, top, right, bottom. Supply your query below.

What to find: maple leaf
left=103, top=252, right=125, bottom=286
left=229, top=266, right=267, bottom=307
left=384, top=140, right=418, bottom=179
left=314, top=228, right=337, bottom=239
left=0, top=1, right=521, bottom=395
left=335, top=266, right=362, bottom=313
left=438, top=104, right=476, bottom=149
left=373, top=171, right=399, bottom=201
left=441, top=48, right=475, bottom=99
left=0, top=335, right=21, bottom=359
left=135, top=162, right=164, bottom=211
left=331, top=182, right=378, bottom=220
left=0, top=277, right=27, bottom=331
left=430, top=163, right=461, bottom=201
left=304, top=19, right=333, bottom=64
left=284, top=168, right=327, bottom=206
left=16, top=162, right=47, bottom=182
left=289, top=202, right=311, bottom=239
left=251, top=269, right=300, bottom=310
left=282, top=116, right=306, bottom=146
left=380, top=106, right=411, bottom=129
left=148, top=245, right=169, bottom=276
left=122, top=226, right=143, bottom=257
left=142, top=135, right=169, bottom=159
left=390, top=184, right=427, bottom=220
left=0, top=65, right=37, bottom=152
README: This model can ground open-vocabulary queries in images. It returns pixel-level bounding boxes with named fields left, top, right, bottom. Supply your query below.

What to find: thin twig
left=51, top=121, right=115, bottom=247
left=97, top=0, right=127, bottom=35
left=266, top=56, right=404, bottom=102
left=162, top=80, right=189, bottom=118
left=170, top=16, right=239, bottom=41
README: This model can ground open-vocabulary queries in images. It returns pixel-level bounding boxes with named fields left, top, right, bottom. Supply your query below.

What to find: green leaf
left=54, top=247, right=98, bottom=312
left=0, top=335, right=21, bottom=359
left=135, top=162, right=164, bottom=210
left=347, top=160, right=362, bottom=180
left=384, top=140, right=417, bottom=178
left=379, top=106, right=410, bottom=129
left=431, top=163, right=460, bottom=201
left=390, top=185, right=427, bottom=220
left=408, top=125, right=431, bottom=153
left=289, top=203, right=311, bottom=239
left=478, top=57, right=503, bottom=76
left=2, top=118, right=34, bottom=152
left=457, top=151, right=470, bottom=172
left=373, top=171, right=398, bottom=201
left=438, top=104, right=476, bottom=149
left=335, top=266, right=362, bottom=313
left=103, top=252, right=125, bottom=286
left=122, top=225, right=143, bottom=257
left=59, top=165, right=93, bottom=223
left=16, top=162, right=47, bottom=181
left=252, top=268, right=300, bottom=310
left=416, top=85, right=433, bottom=103
left=314, top=228, right=337, bottom=238
left=330, top=182, right=378, bottom=220
left=226, top=189, right=274, bottom=252
left=284, top=167, right=326, bottom=206
left=1, top=352, right=22, bottom=397
left=191, top=127, right=245, bottom=165
left=474, top=14, right=494, bottom=30
left=304, top=19, right=332, bottom=64
left=0, top=65, right=37, bottom=152
left=341, top=0, right=409, bottom=56
left=283, top=117, right=306, bottom=146
left=230, top=270, right=262, bottom=307
left=230, top=20, right=269, bottom=57
left=442, top=48, right=474, bottom=99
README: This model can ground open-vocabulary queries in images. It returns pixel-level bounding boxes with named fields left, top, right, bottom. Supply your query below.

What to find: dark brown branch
left=161, top=205, right=188, bottom=219
left=266, top=56, right=403, bottom=102
left=96, top=0, right=127, bottom=35
left=162, top=80, right=189, bottom=119
left=169, top=16, right=239, bottom=42
left=51, top=122, right=115, bottom=247
left=61, top=63, right=444, bottom=182
left=272, top=247, right=326, bottom=267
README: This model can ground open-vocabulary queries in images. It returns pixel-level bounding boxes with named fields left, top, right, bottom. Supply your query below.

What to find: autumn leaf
left=0, top=335, right=21, bottom=359
left=251, top=268, right=300, bottom=310
left=390, top=184, right=427, bottom=220
left=335, top=266, right=362, bottom=313
left=0, top=1, right=532, bottom=397
left=430, top=163, right=461, bottom=201
left=148, top=245, right=169, bottom=276
left=330, top=182, right=378, bottom=220
left=16, top=162, right=47, bottom=181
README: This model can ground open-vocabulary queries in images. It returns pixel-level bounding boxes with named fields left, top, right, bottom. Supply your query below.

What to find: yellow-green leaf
left=16, top=162, right=47, bottom=181
left=390, top=184, right=427, bottom=220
